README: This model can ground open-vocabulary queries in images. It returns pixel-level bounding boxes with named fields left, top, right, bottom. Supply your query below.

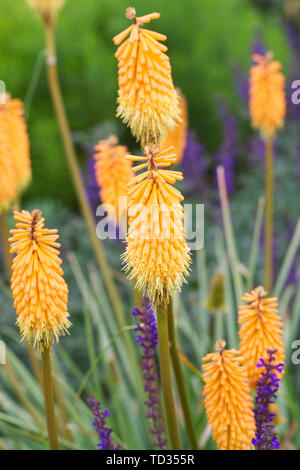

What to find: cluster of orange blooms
left=94, top=136, right=133, bottom=224
left=123, top=145, right=190, bottom=304
left=202, top=287, right=284, bottom=450
left=9, top=210, right=71, bottom=349
left=0, top=95, right=31, bottom=211
left=249, top=52, right=286, bottom=140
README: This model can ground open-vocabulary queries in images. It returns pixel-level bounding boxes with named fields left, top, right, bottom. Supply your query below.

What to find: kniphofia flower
left=249, top=52, right=286, bottom=139
left=123, top=144, right=190, bottom=304
left=1, top=96, right=31, bottom=191
left=238, top=286, right=284, bottom=388
left=94, top=136, right=134, bottom=224
left=9, top=210, right=71, bottom=349
left=113, top=8, right=180, bottom=145
left=0, top=127, right=18, bottom=211
left=27, top=0, right=65, bottom=22
left=202, top=340, right=256, bottom=450
left=132, top=297, right=167, bottom=449
left=160, top=90, right=188, bottom=164
left=252, top=350, right=284, bottom=450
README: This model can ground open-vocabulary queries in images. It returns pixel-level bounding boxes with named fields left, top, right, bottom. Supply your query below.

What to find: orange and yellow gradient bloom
left=123, top=145, right=190, bottom=304
left=9, top=210, right=71, bottom=349
left=238, top=286, right=285, bottom=388
left=160, top=90, right=188, bottom=164
left=113, top=8, right=180, bottom=145
left=249, top=52, right=286, bottom=139
left=94, top=136, right=134, bottom=224
left=202, top=340, right=256, bottom=450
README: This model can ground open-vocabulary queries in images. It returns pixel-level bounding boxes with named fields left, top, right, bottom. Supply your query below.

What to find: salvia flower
left=113, top=8, right=180, bottom=145
left=27, top=0, right=65, bottom=23
left=238, top=286, right=284, bottom=388
left=87, top=395, right=121, bottom=450
left=160, top=89, right=188, bottom=164
left=132, top=297, right=167, bottom=449
left=123, top=144, right=191, bottom=305
left=9, top=210, right=71, bottom=349
left=202, top=340, right=256, bottom=450
left=94, top=136, right=134, bottom=224
left=249, top=52, right=286, bottom=140
left=252, top=349, right=284, bottom=450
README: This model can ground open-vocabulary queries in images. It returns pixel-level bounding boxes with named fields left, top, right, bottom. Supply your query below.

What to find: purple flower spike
left=87, top=395, right=121, bottom=450
left=132, top=297, right=167, bottom=450
left=252, top=350, right=285, bottom=450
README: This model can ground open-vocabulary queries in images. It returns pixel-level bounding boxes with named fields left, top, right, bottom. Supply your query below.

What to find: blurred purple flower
left=215, top=99, right=237, bottom=195
left=132, top=297, right=167, bottom=450
left=87, top=395, right=121, bottom=450
left=181, top=130, right=206, bottom=196
left=252, top=350, right=284, bottom=450
left=252, top=29, right=266, bottom=57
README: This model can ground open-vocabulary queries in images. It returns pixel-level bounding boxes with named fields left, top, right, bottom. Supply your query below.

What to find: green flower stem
left=157, top=302, right=181, bottom=450
left=41, top=345, right=59, bottom=450
left=264, top=135, right=274, bottom=294
left=0, top=211, right=12, bottom=280
left=167, top=300, right=198, bottom=449
left=43, top=22, right=136, bottom=364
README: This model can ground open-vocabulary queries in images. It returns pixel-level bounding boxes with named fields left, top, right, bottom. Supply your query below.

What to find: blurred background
left=1, top=0, right=300, bottom=449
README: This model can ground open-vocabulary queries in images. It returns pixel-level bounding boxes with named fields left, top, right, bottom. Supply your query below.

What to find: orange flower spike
left=113, top=8, right=180, bottom=145
left=0, top=100, right=18, bottom=211
left=238, top=286, right=285, bottom=388
left=123, top=145, right=190, bottom=305
left=5, top=98, right=31, bottom=191
left=94, top=136, right=134, bottom=224
left=202, top=340, right=256, bottom=450
left=249, top=52, right=286, bottom=139
left=9, top=210, right=71, bottom=349
left=160, top=90, right=188, bottom=164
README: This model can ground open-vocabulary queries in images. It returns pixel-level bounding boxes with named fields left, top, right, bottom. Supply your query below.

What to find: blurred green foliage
left=0, top=0, right=289, bottom=207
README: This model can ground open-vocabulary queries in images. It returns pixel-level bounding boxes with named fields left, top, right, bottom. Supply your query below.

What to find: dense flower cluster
left=94, top=136, right=133, bottom=224
left=0, top=95, right=31, bottom=210
left=238, top=286, right=284, bottom=387
left=249, top=52, right=286, bottom=139
left=123, top=144, right=190, bottom=304
left=113, top=8, right=180, bottom=145
left=132, top=297, right=167, bottom=449
left=160, top=90, right=188, bottom=164
left=87, top=395, right=121, bottom=450
left=202, top=340, right=256, bottom=450
left=252, top=350, right=284, bottom=450
left=9, top=210, right=70, bottom=349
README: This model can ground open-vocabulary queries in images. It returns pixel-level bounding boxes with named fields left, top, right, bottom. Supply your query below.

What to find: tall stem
left=43, top=23, right=136, bottom=363
left=167, top=300, right=198, bottom=449
left=0, top=211, right=12, bottom=280
left=264, top=136, right=274, bottom=293
left=157, top=302, right=181, bottom=450
left=41, top=345, right=59, bottom=450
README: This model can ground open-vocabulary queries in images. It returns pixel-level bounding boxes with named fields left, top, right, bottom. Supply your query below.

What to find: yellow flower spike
left=0, top=96, right=31, bottom=192
left=9, top=210, right=71, bottom=350
left=113, top=8, right=180, bottom=146
left=0, top=128, right=17, bottom=211
left=123, top=144, right=190, bottom=305
left=238, top=286, right=285, bottom=388
left=160, top=90, right=188, bottom=164
left=202, top=340, right=256, bottom=450
left=94, top=136, right=134, bottom=224
left=27, top=0, right=65, bottom=23
left=249, top=52, right=286, bottom=140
